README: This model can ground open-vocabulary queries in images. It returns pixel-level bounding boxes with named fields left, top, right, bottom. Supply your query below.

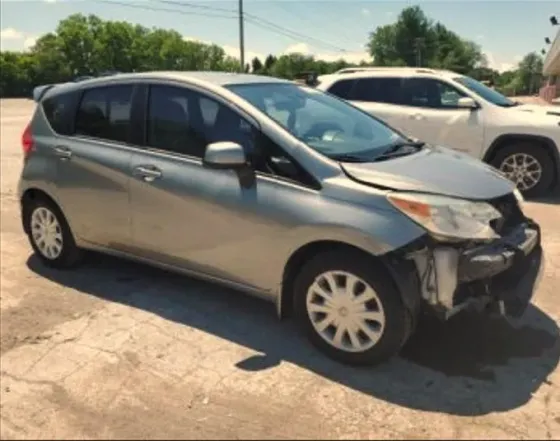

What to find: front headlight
left=387, top=192, right=502, bottom=241
left=513, top=187, right=525, bottom=211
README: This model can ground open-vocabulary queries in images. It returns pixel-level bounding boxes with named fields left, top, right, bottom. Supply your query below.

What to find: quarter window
left=74, top=85, right=134, bottom=143
left=42, top=92, right=76, bottom=135
left=327, top=79, right=356, bottom=99
left=146, top=85, right=256, bottom=158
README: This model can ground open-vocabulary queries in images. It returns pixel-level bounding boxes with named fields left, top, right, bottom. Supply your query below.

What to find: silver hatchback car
left=19, top=72, right=544, bottom=366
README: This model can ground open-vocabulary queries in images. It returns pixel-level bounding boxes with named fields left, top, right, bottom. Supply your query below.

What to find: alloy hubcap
left=30, top=207, right=63, bottom=260
left=499, top=153, right=542, bottom=191
left=306, top=271, right=386, bottom=353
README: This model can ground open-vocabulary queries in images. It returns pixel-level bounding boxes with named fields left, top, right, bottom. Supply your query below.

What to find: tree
left=251, top=57, right=263, bottom=73
left=367, top=6, right=485, bottom=73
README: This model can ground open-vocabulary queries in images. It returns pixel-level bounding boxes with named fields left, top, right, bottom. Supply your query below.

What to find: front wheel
left=491, top=143, right=555, bottom=198
left=293, top=250, right=412, bottom=366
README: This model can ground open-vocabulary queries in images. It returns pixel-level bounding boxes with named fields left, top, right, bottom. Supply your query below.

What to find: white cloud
left=283, top=42, right=371, bottom=64
left=1, top=27, right=25, bottom=40
left=44, top=0, right=57, bottom=3
left=23, top=37, right=37, bottom=49
left=361, top=8, right=370, bottom=17
left=184, top=36, right=370, bottom=65
left=484, top=51, right=521, bottom=73
left=0, top=27, right=37, bottom=51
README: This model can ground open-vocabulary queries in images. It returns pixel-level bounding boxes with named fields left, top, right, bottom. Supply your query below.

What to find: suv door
left=53, top=84, right=136, bottom=248
left=399, top=77, right=484, bottom=155
left=128, top=83, right=320, bottom=292
left=344, top=77, right=406, bottom=130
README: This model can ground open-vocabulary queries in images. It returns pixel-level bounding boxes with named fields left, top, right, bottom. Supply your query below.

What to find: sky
left=0, top=0, right=558, bottom=72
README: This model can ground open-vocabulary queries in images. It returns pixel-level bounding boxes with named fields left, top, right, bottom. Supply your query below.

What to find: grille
left=488, top=192, right=525, bottom=235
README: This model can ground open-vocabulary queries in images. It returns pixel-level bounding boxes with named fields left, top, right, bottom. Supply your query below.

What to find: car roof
left=317, top=68, right=462, bottom=88
left=41, top=71, right=292, bottom=100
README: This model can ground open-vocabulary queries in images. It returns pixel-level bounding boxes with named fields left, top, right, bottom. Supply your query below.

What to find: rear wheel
left=293, top=250, right=412, bottom=366
left=23, top=196, right=83, bottom=269
left=490, top=143, right=555, bottom=198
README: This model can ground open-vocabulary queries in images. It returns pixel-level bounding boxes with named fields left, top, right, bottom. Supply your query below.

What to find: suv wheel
left=491, top=143, right=554, bottom=198
left=23, top=197, right=83, bottom=269
left=293, top=250, right=412, bottom=366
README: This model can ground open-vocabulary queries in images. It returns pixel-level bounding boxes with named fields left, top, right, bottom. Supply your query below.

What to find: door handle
left=54, top=146, right=72, bottom=160
left=409, top=114, right=425, bottom=120
left=133, top=165, right=162, bottom=182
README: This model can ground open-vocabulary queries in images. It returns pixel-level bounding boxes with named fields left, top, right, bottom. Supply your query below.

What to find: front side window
left=147, top=85, right=256, bottom=158
left=353, top=77, right=402, bottom=104
left=401, top=78, right=467, bottom=109
left=226, top=82, right=404, bottom=160
left=74, top=85, right=133, bottom=143
left=453, top=75, right=517, bottom=107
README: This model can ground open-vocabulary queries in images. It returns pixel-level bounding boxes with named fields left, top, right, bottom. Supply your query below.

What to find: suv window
left=327, top=79, right=356, bottom=99
left=74, top=85, right=134, bottom=143
left=147, top=84, right=256, bottom=158
left=353, top=78, right=402, bottom=104
left=42, top=92, right=76, bottom=135
left=401, top=78, right=467, bottom=109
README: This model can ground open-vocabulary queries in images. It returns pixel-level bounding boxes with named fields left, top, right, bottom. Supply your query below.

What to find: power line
left=155, top=0, right=348, bottom=52
left=97, top=0, right=236, bottom=19
left=96, top=0, right=347, bottom=56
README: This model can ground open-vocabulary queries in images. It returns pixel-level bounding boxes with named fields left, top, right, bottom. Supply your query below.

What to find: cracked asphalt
left=1, top=99, right=559, bottom=439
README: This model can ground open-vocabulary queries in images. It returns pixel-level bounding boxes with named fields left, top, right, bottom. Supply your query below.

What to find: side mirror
left=457, top=97, right=478, bottom=110
left=203, top=142, right=248, bottom=170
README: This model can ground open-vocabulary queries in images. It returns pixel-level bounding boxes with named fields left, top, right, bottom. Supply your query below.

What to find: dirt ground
left=1, top=98, right=559, bottom=440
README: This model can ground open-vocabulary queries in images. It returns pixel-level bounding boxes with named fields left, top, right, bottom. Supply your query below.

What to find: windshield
left=225, top=82, right=405, bottom=159
left=453, top=76, right=517, bottom=107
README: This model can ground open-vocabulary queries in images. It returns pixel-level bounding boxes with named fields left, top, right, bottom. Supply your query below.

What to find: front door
left=128, top=83, right=319, bottom=291
left=399, top=78, right=485, bottom=156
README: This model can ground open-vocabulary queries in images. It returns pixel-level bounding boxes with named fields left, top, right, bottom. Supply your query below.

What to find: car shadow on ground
left=27, top=252, right=559, bottom=417
left=531, top=193, right=560, bottom=205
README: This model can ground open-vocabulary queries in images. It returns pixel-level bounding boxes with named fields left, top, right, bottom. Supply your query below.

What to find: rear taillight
left=21, top=123, right=34, bottom=158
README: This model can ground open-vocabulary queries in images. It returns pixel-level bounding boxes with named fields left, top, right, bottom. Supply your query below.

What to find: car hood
left=340, top=146, right=515, bottom=200
left=515, top=103, right=560, bottom=117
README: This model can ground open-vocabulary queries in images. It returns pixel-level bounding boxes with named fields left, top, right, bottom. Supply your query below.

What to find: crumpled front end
left=404, top=192, right=544, bottom=320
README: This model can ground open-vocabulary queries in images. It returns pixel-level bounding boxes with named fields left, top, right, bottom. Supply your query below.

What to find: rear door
left=345, top=77, right=407, bottom=130
left=52, top=84, right=137, bottom=248
left=399, top=77, right=484, bottom=155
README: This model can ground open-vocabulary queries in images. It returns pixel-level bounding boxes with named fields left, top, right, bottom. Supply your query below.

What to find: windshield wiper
left=329, top=154, right=367, bottom=163
left=375, top=140, right=425, bottom=160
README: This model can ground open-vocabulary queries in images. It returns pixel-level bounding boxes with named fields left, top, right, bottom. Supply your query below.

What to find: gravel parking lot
left=1, top=98, right=559, bottom=439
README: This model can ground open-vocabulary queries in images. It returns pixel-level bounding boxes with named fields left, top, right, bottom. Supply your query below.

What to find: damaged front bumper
left=408, top=220, right=544, bottom=320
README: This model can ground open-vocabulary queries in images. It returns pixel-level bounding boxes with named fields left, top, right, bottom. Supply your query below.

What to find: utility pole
left=414, top=37, right=424, bottom=67
left=239, top=0, right=245, bottom=71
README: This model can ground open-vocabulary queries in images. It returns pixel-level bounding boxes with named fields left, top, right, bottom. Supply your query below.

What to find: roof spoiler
left=32, top=84, right=57, bottom=102
left=294, top=71, right=319, bottom=87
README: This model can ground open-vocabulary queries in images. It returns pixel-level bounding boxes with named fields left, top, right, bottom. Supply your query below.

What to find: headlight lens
left=513, top=187, right=525, bottom=210
left=387, top=192, right=502, bottom=241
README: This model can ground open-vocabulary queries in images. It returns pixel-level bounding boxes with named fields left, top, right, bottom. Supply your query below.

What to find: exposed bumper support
left=409, top=221, right=544, bottom=320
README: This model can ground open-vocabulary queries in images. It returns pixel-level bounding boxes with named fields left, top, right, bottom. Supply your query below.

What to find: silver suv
left=19, top=72, right=544, bottom=366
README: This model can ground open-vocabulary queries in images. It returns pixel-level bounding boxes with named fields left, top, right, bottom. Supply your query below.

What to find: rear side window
left=353, top=78, right=402, bottom=104
left=327, top=79, right=356, bottom=99
left=42, top=92, right=76, bottom=135
left=74, top=85, right=134, bottom=143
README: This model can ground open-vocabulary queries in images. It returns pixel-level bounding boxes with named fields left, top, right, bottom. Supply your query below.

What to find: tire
left=23, top=196, right=83, bottom=269
left=293, top=250, right=413, bottom=366
left=490, top=142, right=555, bottom=198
